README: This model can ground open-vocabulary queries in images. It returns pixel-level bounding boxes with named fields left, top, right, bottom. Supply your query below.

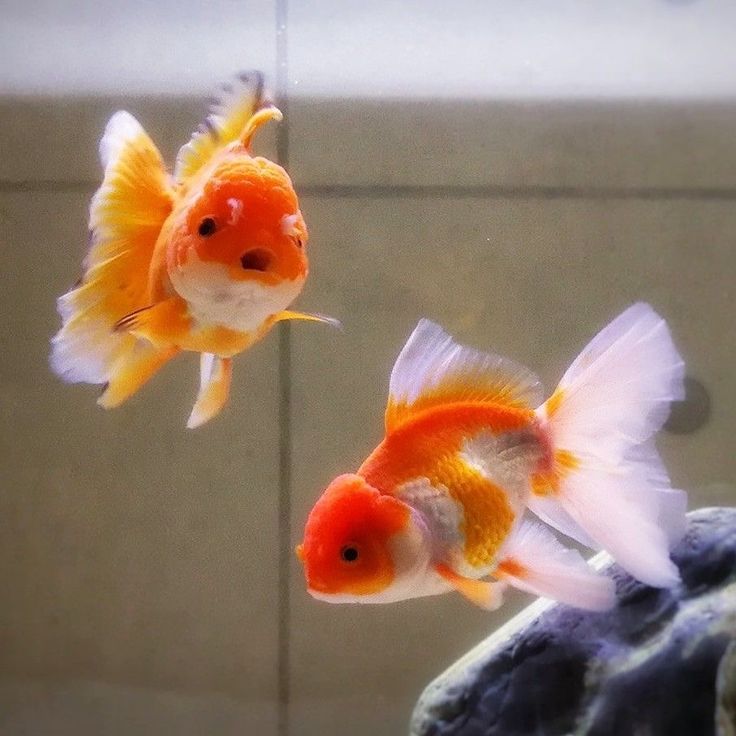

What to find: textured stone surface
left=411, top=507, right=736, bottom=736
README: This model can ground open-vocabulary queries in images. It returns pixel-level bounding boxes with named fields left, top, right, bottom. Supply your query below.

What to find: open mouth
left=240, top=248, right=272, bottom=272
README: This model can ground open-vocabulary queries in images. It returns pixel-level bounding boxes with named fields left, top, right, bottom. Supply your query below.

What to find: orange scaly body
left=360, top=403, right=540, bottom=569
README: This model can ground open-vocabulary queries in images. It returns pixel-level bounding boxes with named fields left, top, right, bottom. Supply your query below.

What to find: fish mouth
left=302, top=567, right=333, bottom=596
left=240, top=248, right=273, bottom=272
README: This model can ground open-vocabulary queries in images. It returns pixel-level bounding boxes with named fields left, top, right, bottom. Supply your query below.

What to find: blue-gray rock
left=410, top=507, right=736, bottom=736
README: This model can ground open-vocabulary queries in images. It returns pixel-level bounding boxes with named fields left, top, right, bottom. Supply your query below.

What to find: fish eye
left=340, top=545, right=359, bottom=563
left=198, top=217, right=217, bottom=237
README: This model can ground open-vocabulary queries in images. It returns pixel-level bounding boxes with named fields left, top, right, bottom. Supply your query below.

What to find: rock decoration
left=410, top=507, right=736, bottom=736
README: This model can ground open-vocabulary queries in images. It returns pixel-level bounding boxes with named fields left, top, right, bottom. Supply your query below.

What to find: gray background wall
left=1, top=2, right=735, bottom=735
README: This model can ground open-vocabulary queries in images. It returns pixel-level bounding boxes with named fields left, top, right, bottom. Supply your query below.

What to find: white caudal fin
left=495, top=519, right=615, bottom=611
left=531, top=303, right=687, bottom=588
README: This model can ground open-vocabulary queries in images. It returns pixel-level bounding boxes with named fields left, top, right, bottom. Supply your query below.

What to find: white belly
left=170, top=255, right=303, bottom=332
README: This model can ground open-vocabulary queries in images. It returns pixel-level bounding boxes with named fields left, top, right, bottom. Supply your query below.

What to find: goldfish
left=51, top=71, right=335, bottom=428
left=297, top=304, right=687, bottom=611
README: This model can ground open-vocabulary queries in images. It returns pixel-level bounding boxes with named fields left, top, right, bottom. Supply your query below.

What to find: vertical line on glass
left=275, top=1, right=291, bottom=735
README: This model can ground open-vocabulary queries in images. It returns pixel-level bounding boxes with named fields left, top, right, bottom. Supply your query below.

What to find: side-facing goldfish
left=51, top=71, right=334, bottom=427
left=297, top=304, right=687, bottom=611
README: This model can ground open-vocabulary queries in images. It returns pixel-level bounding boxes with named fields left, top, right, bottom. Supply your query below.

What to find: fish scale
left=361, top=403, right=538, bottom=571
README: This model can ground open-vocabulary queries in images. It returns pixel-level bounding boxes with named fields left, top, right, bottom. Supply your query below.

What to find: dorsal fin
left=174, top=71, right=276, bottom=182
left=385, top=319, right=543, bottom=432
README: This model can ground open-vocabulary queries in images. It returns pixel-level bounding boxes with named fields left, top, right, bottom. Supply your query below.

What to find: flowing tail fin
left=529, top=303, right=687, bottom=587
left=50, top=111, right=175, bottom=405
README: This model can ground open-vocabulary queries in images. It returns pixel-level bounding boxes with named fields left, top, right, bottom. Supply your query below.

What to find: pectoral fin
left=114, top=298, right=189, bottom=348
left=272, top=310, right=343, bottom=329
left=435, top=564, right=506, bottom=611
left=187, top=354, right=233, bottom=429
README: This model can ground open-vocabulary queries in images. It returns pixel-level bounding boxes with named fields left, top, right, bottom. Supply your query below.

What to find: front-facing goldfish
left=297, top=304, right=688, bottom=611
left=51, top=72, right=334, bottom=427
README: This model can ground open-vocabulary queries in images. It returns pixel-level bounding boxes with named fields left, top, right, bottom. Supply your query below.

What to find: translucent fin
left=495, top=520, right=615, bottom=611
left=98, top=344, right=178, bottom=409
left=386, top=319, right=543, bottom=432
left=544, top=302, right=686, bottom=449
left=272, top=310, right=343, bottom=329
left=239, top=106, right=283, bottom=149
left=527, top=493, right=600, bottom=549
left=550, top=467, right=683, bottom=587
left=113, top=298, right=189, bottom=349
left=187, top=355, right=233, bottom=429
left=534, top=303, right=686, bottom=587
left=435, top=564, right=507, bottom=611
left=50, top=111, right=174, bottom=389
left=174, top=71, right=273, bottom=181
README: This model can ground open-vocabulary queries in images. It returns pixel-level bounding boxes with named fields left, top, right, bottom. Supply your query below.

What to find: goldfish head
left=167, top=155, right=308, bottom=332
left=296, top=474, right=436, bottom=604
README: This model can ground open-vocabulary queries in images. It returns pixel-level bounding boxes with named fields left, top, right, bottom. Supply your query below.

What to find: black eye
left=296, top=237, right=304, bottom=248
left=340, top=545, right=359, bottom=563
left=198, top=217, right=216, bottom=237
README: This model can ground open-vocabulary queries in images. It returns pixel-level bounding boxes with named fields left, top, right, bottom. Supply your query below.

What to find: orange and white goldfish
left=297, top=304, right=687, bottom=611
left=51, top=72, right=335, bottom=428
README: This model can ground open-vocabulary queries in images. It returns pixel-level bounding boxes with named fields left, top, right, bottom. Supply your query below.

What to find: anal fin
left=495, top=520, right=615, bottom=611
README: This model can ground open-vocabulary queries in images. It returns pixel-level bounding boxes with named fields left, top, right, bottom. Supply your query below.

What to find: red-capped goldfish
left=51, top=71, right=336, bottom=428
left=297, top=304, right=687, bottom=611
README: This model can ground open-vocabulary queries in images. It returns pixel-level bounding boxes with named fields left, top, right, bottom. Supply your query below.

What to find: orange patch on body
left=361, top=402, right=532, bottom=568
left=432, top=460, right=515, bottom=568
left=364, top=402, right=535, bottom=485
